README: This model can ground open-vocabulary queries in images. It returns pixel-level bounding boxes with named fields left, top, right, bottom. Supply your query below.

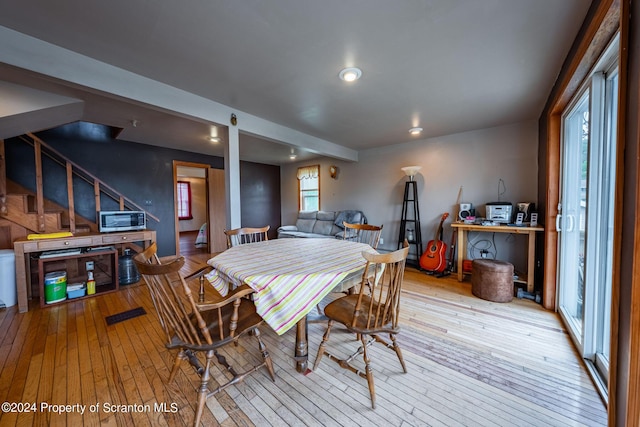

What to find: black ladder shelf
left=398, top=180, right=423, bottom=267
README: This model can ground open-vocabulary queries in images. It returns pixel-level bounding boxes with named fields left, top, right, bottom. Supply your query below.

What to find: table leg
left=14, top=245, right=28, bottom=313
left=294, top=316, right=308, bottom=373
left=457, top=229, right=465, bottom=281
left=527, top=231, right=536, bottom=293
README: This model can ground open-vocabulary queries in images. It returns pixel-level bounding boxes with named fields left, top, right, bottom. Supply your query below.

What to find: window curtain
left=177, top=180, right=193, bottom=220
left=297, top=165, right=319, bottom=180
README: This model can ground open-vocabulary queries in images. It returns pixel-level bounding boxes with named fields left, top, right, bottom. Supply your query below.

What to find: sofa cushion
left=312, top=219, right=335, bottom=235
left=298, top=210, right=319, bottom=219
left=295, top=210, right=318, bottom=233
left=316, top=211, right=336, bottom=221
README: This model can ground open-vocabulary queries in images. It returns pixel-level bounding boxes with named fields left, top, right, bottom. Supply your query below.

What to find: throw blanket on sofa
left=334, top=210, right=366, bottom=228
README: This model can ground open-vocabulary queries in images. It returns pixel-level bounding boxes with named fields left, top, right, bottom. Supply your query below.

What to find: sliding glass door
left=558, top=90, right=589, bottom=339
left=557, top=37, right=618, bottom=395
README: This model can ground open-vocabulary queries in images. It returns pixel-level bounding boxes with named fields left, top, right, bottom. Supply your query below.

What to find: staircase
left=0, top=133, right=158, bottom=249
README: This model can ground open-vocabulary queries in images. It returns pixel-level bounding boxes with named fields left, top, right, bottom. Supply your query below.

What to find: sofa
left=277, top=210, right=367, bottom=239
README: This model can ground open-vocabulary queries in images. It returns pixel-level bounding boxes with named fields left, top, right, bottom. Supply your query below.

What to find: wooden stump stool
left=471, top=259, right=514, bottom=302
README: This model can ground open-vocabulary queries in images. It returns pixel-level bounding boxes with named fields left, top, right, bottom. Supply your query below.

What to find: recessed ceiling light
left=208, top=136, right=222, bottom=143
left=409, top=127, right=423, bottom=135
left=339, top=67, right=362, bottom=82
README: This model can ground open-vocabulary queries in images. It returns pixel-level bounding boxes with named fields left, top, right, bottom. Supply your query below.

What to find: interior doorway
left=173, top=161, right=209, bottom=256
left=173, top=161, right=228, bottom=256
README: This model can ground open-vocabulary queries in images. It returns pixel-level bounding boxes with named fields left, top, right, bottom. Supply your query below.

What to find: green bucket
left=44, top=271, right=67, bottom=304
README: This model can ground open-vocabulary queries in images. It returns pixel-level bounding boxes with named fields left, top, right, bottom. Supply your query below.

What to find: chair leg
left=169, top=350, right=188, bottom=383
left=193, top=350, right=213, bottom=427
left=390, top=333, right=407, bottom=373
left=360, top=334, right=376, bottom=409
left=313, top=320, right=334, bottom=370
left=253, top=327, right=276, bottom=381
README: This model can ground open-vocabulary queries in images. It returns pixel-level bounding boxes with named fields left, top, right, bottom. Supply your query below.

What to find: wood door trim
left=173, top=161, right=211, bottom=256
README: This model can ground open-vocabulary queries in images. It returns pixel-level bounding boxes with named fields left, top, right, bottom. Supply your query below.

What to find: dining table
left=205, top=237, right=376, bottom=372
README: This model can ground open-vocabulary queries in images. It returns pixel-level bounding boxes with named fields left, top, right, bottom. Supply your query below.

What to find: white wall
left=281, top=120, right=539, bottom=272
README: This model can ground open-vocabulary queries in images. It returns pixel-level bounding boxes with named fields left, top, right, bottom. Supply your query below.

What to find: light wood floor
left=0, top=252, right=607, bottom=426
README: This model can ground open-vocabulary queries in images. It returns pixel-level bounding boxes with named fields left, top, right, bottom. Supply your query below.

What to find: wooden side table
left=13, top=230, right=156, bottom=312
left=451, top=222, right=544, bottom=293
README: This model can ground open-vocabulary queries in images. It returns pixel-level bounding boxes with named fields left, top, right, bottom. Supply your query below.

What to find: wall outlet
left=480, top=250, right=488, bottom=258
left=86, top=261, right=94, bottom=271
left=379, top=237, right=384, bottom=245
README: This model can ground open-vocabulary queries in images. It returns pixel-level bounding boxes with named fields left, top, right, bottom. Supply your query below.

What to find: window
left=177, top=181, right=193, bottom=220
left=297, top=165, right=320, bottom=211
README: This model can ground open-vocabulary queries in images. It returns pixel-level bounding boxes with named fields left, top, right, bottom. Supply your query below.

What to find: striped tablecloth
left=206, top=238, right=375, bottom=335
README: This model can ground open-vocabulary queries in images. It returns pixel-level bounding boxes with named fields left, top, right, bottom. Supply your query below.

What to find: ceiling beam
left=0, top=26, right=358, bottom=162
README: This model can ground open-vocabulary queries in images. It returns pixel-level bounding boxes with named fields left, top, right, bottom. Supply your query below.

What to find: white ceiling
left=0, top=0, right=591, bottom=165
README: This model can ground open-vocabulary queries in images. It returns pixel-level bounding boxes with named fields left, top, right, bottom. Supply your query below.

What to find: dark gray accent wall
left=240, top=160, right=281, bottom=239
left=5, top=122, right=280, bottom=256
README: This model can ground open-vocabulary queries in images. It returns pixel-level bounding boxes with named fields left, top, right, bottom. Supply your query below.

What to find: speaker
left=458, top=203, right=473, bottom=220
left=516, top=202, right=535, bottom=221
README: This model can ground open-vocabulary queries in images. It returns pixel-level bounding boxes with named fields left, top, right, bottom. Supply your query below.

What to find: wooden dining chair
left=336, top=222, right=384, bottom=294
left=313, top=241, right=409, bottom=409
left=133, top=245, right=276, bottom=426
left=343, top=222, right=383, bottom=249
left=224, top=225, right=270, bottom=248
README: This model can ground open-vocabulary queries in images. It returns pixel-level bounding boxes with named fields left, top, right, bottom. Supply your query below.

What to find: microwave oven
left=99, top=210, right=146, bottom=233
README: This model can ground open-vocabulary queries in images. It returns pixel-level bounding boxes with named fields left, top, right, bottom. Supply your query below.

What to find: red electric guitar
left=420, top=213, right=449, bottom=273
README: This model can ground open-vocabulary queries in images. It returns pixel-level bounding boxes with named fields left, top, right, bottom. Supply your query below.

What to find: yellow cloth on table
left=27, top=232, right=73, bottom=240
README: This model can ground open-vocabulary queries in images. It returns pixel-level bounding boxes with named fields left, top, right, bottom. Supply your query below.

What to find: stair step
left=4, top=192, right=97, bottom=234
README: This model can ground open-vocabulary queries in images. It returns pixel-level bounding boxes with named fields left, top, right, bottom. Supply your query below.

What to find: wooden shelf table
left=451, top=222, right=544, bottom=293
left=13, top=230, right=156, bottom=313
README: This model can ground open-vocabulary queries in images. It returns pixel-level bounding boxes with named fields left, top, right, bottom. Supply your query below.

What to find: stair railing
left=15, top=133, right=159, bottom=233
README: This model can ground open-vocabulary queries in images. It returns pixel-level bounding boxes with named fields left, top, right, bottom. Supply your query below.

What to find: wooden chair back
left=133, top=245, right=275, bottom=426
left=313, top=241, right=409, bottom=409
left=351, top=243, right=409, bottom=332
left=224, top=225, right=270, bottom=248
left=134, top=245, right=256, bottom=345
left=135, top=253, right=205, bottom=345
left=343, top=222, right=383, bottom=249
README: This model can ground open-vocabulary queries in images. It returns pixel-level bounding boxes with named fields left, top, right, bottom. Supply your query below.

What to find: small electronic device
left=98, top=210, right=146, bottom=233
left=530, top=212, right=538, bottom=227
left=485, top=202, right=513, bottom=224
left=39, top=248, right=82, bottom=259
left=458, top=203, right=474, bottom=221
left=516, top=202, right=536, bottom=221
left=515, top=212, right=524, bottom=225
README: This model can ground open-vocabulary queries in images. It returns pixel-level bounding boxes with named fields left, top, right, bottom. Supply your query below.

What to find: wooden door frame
left=173, top=160, right=211, bottom=256
left=540, top=0, right=625, bottom=424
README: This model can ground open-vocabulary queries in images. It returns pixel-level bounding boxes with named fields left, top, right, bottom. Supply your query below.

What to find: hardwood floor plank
left=0, top=258, right=607, bottom=426
left=0, top=308, right=38, bottom=405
